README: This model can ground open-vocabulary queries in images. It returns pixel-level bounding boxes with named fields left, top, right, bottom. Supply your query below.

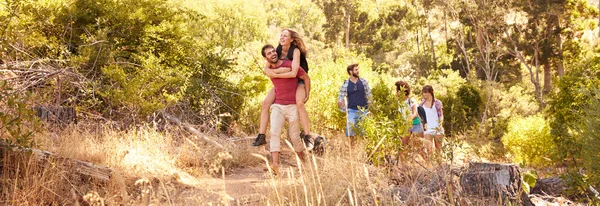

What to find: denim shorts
left=424, top=127, right=444, bottom=136
left=410, top=124, right=424, bottom=134
left=346, top=109, right=369, bottom=137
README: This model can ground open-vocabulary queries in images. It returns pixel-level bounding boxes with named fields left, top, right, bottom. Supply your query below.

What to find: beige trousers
left=269, top=104, right=304, bottom=152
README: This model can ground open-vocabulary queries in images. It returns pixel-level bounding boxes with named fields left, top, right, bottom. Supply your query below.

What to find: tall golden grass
left=1, top=123, right=513, bottom=205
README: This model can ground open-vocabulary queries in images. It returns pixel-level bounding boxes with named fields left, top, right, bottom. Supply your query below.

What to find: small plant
left=0, top=81, right=39, bottom=148
left=522, top=170, right=538, bottom=194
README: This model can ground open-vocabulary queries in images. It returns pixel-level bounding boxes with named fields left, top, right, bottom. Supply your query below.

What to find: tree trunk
left=460, top=162, right=523, bottom=204
left=345, top=0, right=351, bottom=49
left=556, top=21, right=565, bottom=76
left=533, top=48, right=544, bottom=108
left=34, top=106, right=77, bottom=124
left=543, top=62, right=552, bottom=95
left=428, top=21, right=437, bottom=69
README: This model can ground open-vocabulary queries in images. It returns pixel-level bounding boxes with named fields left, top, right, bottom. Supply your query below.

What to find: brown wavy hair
left=395, top=81, right=410, bottom=96
left=283, top=28, right=308, bottom=57
left=422, top=85, right=436, bottom=101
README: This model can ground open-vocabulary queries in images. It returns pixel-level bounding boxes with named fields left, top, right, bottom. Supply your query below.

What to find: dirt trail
left=174, top=146, right=302, bottom=205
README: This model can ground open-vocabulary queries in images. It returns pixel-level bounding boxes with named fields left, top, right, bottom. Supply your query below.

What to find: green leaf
left=522, top=170, right=538, bottom=194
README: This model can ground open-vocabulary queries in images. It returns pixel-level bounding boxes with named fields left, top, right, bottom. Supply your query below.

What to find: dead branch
left=1, top=57, right=91, bottom=96
left=161, top=112, right=225, bottom=149
left=0, top=141, right=112, bottom=182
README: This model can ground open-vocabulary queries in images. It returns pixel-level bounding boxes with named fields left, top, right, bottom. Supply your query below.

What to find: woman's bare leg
left=422, top=134, right=435, bottom=161
left=259, top=88, right=276, bottom=134
left=434, top=134, right=443, bottom=151
left=295, top=85, right=310, bottom=135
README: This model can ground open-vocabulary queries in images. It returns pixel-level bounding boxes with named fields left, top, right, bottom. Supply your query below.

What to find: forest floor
left=144, top=136, right=479, bottom=205
left=9, top=128, right=573, bottom=205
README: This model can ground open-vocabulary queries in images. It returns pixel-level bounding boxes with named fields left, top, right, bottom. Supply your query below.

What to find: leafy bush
left=579, top=89, right=600, bottom=194
left=0, top=81, right=39, bottom=148
left=456, top=84, right=483, bottom=124
left=361, top=78, right=407, bottom=166
left=488, top=85, right=540, bottom=139
left=545, top=44, right=600, bottom=199
left=501, top=115, right=554, bottom=168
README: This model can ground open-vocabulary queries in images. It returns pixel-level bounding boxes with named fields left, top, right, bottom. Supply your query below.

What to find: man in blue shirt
left=337, top=63, right=372, bottom=146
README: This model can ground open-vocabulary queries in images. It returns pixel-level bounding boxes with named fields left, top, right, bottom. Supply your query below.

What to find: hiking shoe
left=303, top=134, right=314, bottom=151
left=252, top=134, right=267, bottom=147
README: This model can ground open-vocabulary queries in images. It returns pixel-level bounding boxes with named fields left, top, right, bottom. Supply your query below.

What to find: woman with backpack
left=395, top=81, right=423, bottom=146
left=420, top=85, right=444, bottom=155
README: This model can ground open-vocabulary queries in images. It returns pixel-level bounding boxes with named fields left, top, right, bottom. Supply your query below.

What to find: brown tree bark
left=557, top=19, right=565, bottom=76
left=345, top=0, right=351, bottom=49
left=543, top=62, right=552, bottom=95
left=460, top=162, right=523, bottom=204
left=428, top=20, right=437, bottom=69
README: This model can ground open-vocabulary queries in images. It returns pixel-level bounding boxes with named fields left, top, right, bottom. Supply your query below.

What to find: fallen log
left=161, top=112, right=225, bottom=149
left=0, top=142, right=112, bottom=182
left=531, top=177, right=565, bottom=196
left=460, top=162, right=523, bottom=204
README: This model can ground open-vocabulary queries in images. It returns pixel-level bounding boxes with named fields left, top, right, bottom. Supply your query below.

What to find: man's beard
left=352, top=72, right=359, bottom=78
left=268, top=55, right=278, bottom=63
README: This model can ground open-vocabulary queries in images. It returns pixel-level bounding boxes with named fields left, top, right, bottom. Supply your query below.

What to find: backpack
left=417, top=105, right=428, bottom=130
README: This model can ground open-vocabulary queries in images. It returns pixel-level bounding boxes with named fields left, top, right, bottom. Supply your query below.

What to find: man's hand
left=304, top=93, right=310, bottom=103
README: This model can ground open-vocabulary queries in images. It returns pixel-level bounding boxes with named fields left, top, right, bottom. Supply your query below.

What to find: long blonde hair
left=283, top=28, right=308, bottom=57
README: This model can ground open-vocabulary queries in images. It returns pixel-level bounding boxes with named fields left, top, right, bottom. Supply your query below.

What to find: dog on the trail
left=301, top=131, right=327, bottom=156
left=311, top=135, right=326, bottom=156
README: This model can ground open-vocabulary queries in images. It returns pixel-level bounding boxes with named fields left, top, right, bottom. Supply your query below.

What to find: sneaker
left=303, top=134, right=314, bottom=151
left=252, top=134, right=266, bottom=147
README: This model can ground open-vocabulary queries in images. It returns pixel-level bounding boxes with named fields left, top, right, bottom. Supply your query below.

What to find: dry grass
left=1, top=150, right=78, bottom=205
left=0, top=123, right=575, bottom=205
left=1, top=123, right=253, bottom=205
left=254, top=135, right=466, bottom=205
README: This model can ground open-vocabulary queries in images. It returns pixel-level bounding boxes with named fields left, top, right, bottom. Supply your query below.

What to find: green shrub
left=501, top=115, right=554, bottom=168
left=546, top=47, right=600, bottom=199
left=490, top=85, right=539, bottom=140
left=456, top=84, right=483, bottom=124
left=0, top=81, right=39, bottom=148
left=360, top=78, right=407, bottom=166
left=579, top=89, right=600, bottom=193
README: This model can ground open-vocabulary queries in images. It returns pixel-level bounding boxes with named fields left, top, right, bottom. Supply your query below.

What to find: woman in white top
left=420, top=85, right=444, bottom=154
